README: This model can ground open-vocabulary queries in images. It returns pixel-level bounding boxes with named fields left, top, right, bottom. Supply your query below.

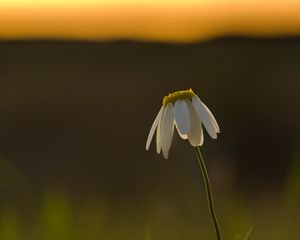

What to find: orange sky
left=1, top=0, right=300, bottom=42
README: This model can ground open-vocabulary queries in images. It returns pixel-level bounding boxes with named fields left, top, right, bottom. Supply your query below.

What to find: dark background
left=0, top=37, right=299, bottom=240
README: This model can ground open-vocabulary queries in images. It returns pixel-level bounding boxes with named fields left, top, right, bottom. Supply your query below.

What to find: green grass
left=0, top=153, right=299, bottom=240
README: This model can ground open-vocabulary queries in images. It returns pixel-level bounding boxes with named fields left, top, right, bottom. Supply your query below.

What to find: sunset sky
left=1, top=0, right=300, bottom=42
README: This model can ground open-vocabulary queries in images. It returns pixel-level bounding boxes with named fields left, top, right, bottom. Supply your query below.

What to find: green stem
left=194, top=146, right=222, bottom=240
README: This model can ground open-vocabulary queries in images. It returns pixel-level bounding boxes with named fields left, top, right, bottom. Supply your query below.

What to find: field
left=0, top=37, right=299, bottom=239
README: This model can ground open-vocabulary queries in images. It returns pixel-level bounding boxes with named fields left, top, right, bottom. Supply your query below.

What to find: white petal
left=185, top=99, right=204, bottom=146
left=198, top=97, right=220, bottom=132
left=192, top=95, right=219, bottom=139
left=156, top=107, right=165, bottom=154
left=175, top=122, right=188, bottom=139
left=146, top=106, right=163, bottom=150
left=160, top=103, right=175, bottom=159
left=174, top=100, right=190, bottom=135
left=162, top=149, right=169, bottom=159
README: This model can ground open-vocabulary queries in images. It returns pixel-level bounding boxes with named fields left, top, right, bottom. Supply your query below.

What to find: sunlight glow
left=0, top=0, right=219, bottom=7
left=0, top=0, right=300, bottom=41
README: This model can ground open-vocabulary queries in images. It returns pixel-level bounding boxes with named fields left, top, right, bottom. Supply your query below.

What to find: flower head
left=146, top=89, right=220, bottom=159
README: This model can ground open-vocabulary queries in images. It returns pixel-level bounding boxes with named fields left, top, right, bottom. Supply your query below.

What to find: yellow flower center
left=163, top=89, right=196, bottom=107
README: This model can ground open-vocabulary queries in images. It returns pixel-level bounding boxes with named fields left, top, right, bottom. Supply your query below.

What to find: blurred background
left=0, top=0, right=300, bottom=240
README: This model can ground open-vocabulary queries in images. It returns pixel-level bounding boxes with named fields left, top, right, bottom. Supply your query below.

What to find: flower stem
left=194, top=146, right=222, bottom=240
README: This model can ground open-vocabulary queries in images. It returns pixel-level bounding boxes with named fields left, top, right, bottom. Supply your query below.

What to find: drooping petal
left=174, top=100, right=190, bottom=136
left=192, top=95, right=219, bottom=139
left=156, top=107, right=165, bottom=154
left=146, top=106, right=164, bottom=150
left=185, top=99, right=204, bottom=146
left=162, top=147, right=169, bottom=159
left=197, top=97, right=220, bottom=132
left=160, top=103, right=174, bottom=159
left=175, top=122, right=188, bottom=139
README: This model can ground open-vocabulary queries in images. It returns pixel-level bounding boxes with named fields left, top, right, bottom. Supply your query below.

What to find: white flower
left=146, top=89, right=220, bottom=159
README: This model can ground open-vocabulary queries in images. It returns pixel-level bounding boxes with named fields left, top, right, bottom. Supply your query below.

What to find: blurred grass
left=0, top=161, right=299, bottom=240
left=42, top=191, right=73, bottom=240
left=0, top=206, right=18, bottom=240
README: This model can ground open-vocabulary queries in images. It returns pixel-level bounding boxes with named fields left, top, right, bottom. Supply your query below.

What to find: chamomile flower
left=145, top=89, right=223, bottom=239
left=146, top=89, right=220, bottom=159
